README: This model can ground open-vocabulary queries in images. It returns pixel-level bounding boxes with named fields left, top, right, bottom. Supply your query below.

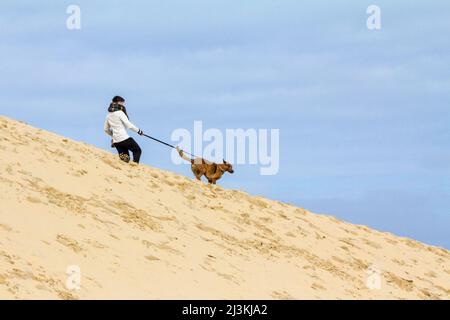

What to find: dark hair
left=112, top=96, right=125, bottom=103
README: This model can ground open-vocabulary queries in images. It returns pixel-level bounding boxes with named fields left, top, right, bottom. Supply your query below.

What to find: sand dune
left=0, top=115, right=449, bottom=300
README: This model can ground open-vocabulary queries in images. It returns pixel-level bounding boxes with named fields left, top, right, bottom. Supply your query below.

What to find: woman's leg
left=115, top=138, right=141, bottom=163
left=127, top=138, right=142, bottom=163
left=115, top=141, right=130, bottom=162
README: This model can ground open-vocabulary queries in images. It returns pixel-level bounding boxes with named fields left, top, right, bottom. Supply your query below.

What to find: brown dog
left=177, top=147, right=234, bottom=184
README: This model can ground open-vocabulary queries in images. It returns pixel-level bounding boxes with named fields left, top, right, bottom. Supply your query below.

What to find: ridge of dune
left=0, top=115, right=449, bottom=300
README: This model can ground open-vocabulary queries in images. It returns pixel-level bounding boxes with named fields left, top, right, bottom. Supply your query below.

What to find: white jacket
left=104, top=111, right=140, bottom=143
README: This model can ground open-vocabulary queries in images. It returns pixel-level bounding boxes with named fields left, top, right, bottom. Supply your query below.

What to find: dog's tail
left=178, top=149, right=195, bottom=164
left=177, top=148, right=212, bottom=165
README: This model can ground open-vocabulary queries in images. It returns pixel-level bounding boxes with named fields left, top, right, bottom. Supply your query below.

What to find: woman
left=104, top=96, right=144, bottom=164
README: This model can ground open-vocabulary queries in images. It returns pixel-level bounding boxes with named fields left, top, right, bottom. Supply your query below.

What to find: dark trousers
left=115, top=138, right=142, bottom=163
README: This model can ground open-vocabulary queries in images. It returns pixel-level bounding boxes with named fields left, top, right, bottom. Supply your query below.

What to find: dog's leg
left=196, top=172, right=204, bottom=182
left=194, top=173, right=202, bottom=181
left=191, top=165, right=202, bottom=181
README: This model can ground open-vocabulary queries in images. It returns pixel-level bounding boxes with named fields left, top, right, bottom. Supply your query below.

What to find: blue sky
left=1, top=1, right=449, bottom=248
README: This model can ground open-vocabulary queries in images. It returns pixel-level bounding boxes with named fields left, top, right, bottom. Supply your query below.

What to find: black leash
left=142, top=134, right=175, bottom=149
left=142, top=133, right=198, bottom=159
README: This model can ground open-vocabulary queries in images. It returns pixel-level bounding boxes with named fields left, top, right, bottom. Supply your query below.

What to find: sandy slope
left=0, top=115, right=449, bottom=300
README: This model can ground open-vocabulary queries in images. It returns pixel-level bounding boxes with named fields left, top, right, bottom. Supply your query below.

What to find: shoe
left=119, top=154, right=130, bottom=163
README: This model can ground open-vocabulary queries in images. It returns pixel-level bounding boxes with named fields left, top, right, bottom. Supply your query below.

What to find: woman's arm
left=118, top=111, right=142, bottom=134
left=104, top=118, right=112, bottom=136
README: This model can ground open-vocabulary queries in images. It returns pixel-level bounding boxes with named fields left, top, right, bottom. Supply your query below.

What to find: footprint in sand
left=0, top=224, right=13, bottom=232
left=311, top=282, right=327, bottom=291
left=216, top=272, right=238, bottom=284
left=149, top=181, right=159, bottom=189
left=162, top=178, right=176, bottom=187
left=424, top=271, right=437, bottom=278
left=85, top=239, right=108, bottom=250
left=272, top=291, right=294, bottom=299
left=112, top=201, right=161, bottom=232
left=185, top=194, right=196, bottom=201
left=100, top=157, right=122, bottom=170
left=384, top=271, right=414, bottom=292
left=0, top=274, right=8, bottom=285
left=145, top=255, right=160, bottom=261
left=70, top=169, right=88, bottom=177
left=141, top=239, right=181, bottom=256
left=56, top=235, right=83, bottom=253
left=392, top=258, right=408, bottom=267
left=363, top=238, right=382, bottom=249
left=26, top=196, right=42, bottom=204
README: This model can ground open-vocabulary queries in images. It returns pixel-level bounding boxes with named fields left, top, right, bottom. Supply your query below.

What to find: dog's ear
left=223, top=159, right=227, bottom=164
